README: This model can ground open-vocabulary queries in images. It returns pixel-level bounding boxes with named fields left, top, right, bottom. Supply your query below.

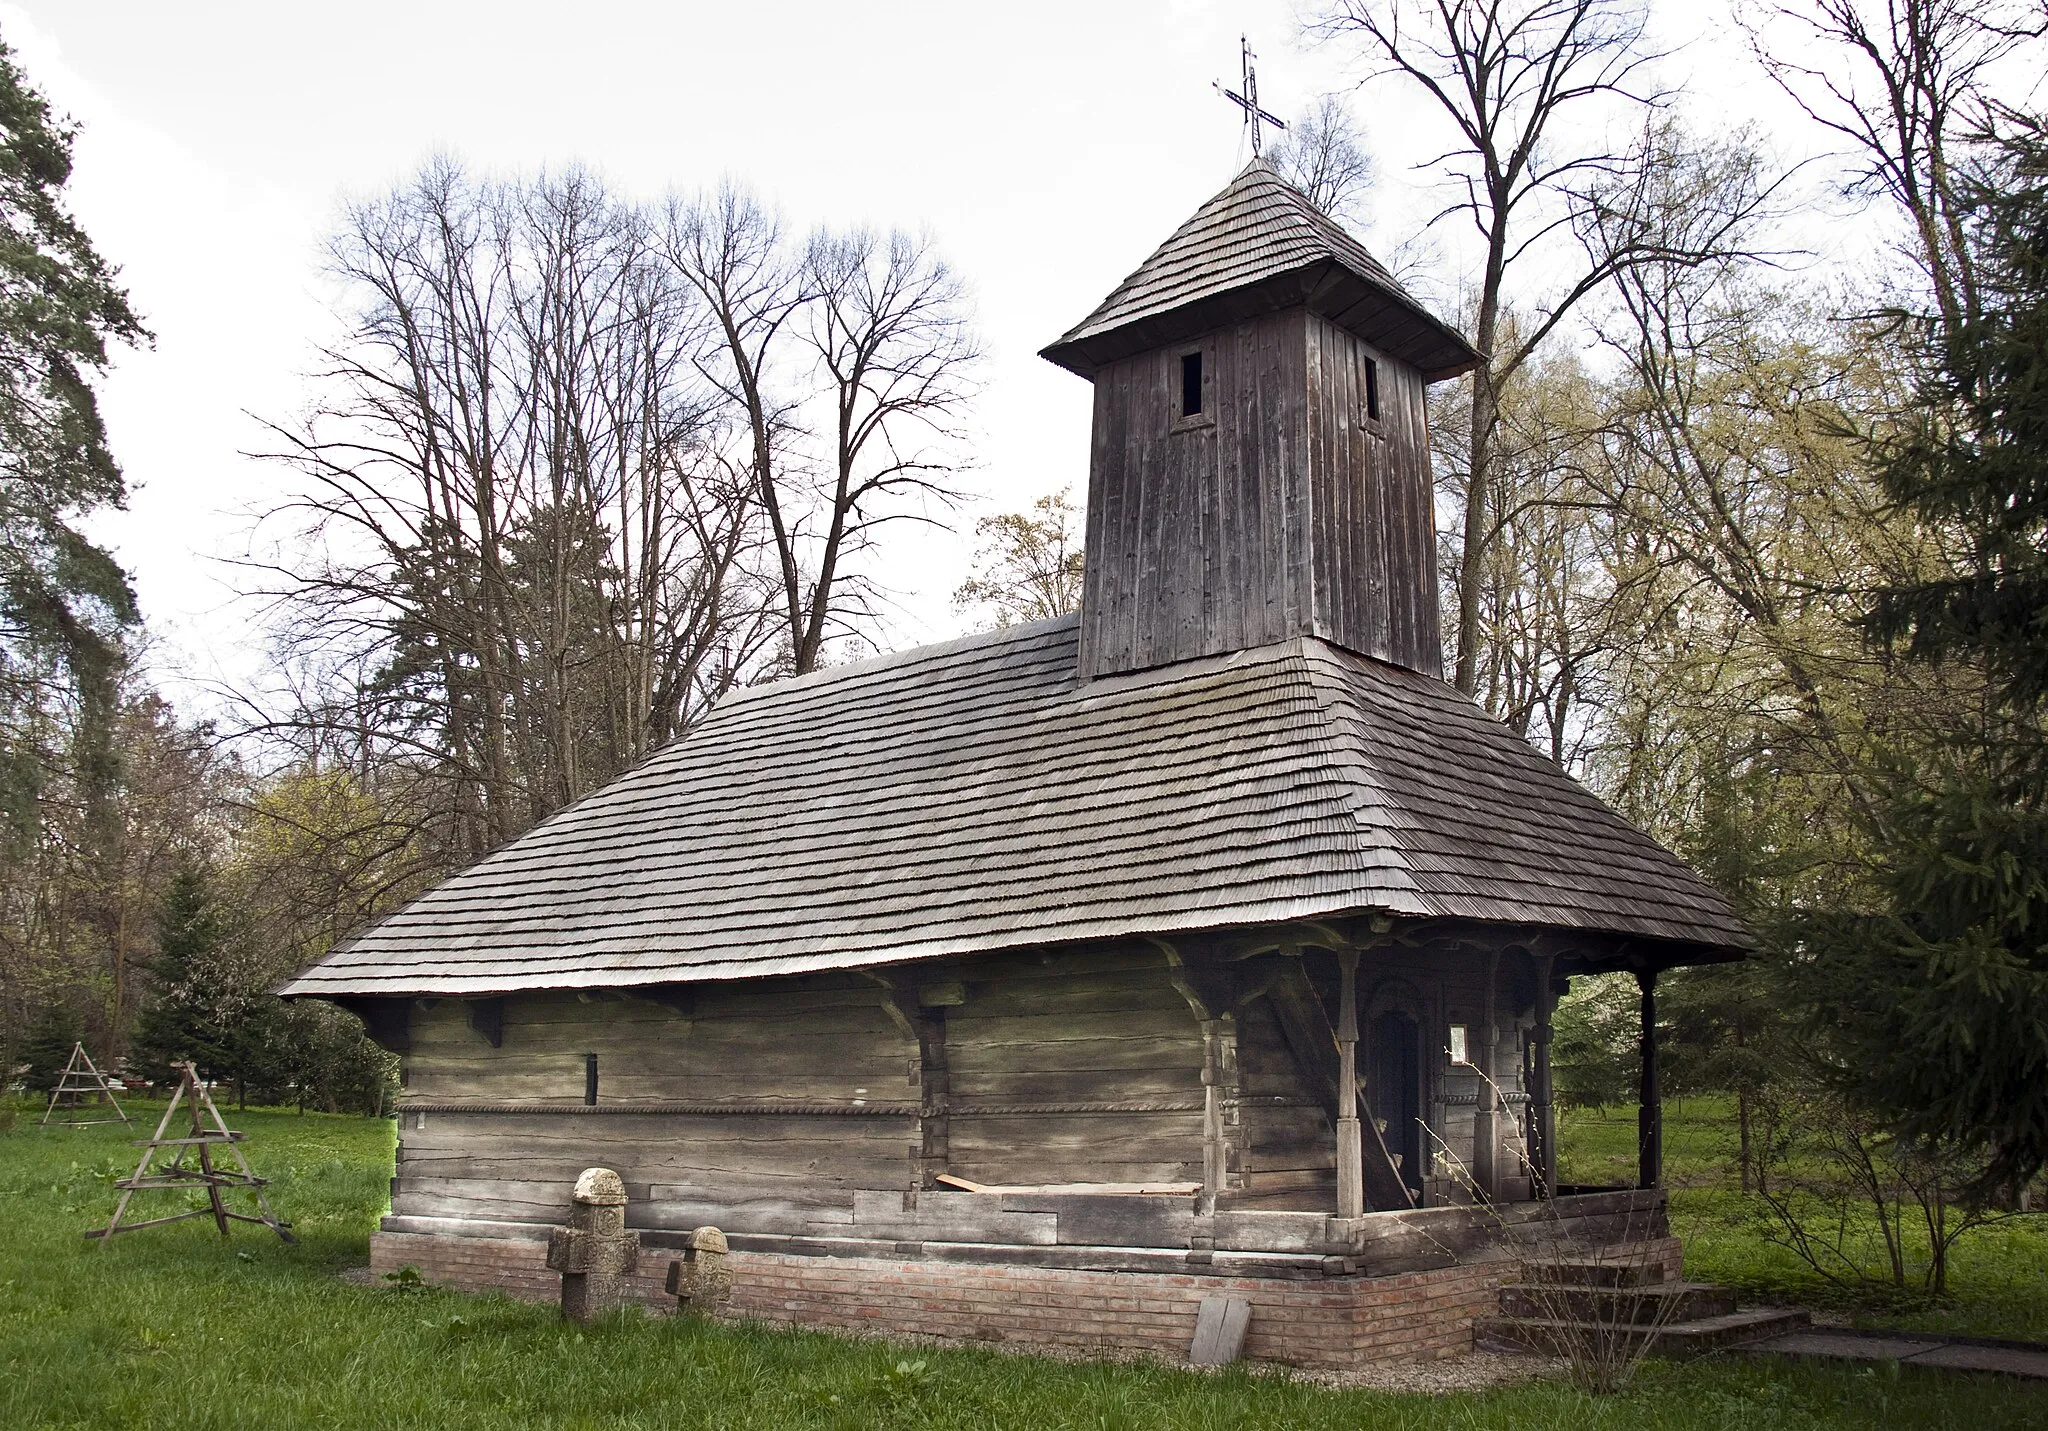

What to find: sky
left=7, top=0, right=1839, bottom=717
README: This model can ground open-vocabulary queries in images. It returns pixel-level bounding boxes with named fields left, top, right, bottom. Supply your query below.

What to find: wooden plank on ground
left=1188, top=1296, right=1252, bottom=1365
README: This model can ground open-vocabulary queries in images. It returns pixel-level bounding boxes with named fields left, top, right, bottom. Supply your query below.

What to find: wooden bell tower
left=1041, top=162, right=1480, bottom=681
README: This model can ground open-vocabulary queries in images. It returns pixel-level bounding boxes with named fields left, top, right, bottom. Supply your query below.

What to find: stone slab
left=1748, top=1330, right=2048, bottom=1380
left=1901, top=1343, right=2048, bottom=1379
left=1752, top=1331, right=1941, bottom=1361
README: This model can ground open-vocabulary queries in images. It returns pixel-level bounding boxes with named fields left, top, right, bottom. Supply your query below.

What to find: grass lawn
left=0, top=1099, right=2043, bottom=1430
left=1558, top=1099, right=2048, bottom=1342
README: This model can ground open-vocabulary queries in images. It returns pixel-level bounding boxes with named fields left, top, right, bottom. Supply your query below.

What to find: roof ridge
left=719, top=612, right=1080, bottom=710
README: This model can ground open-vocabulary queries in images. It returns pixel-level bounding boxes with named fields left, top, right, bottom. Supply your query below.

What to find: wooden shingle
left=1039, top=161, right=1481, bottom=381
left=282, top=616, right=1748, bottom=1000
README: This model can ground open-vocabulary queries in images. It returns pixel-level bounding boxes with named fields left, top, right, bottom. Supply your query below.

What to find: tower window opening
left=584, top=1052, right=599, bottom=1105
left=1365, top=357, right=1381, bottom=422
left=1180, top=351, right=1204, bottom=417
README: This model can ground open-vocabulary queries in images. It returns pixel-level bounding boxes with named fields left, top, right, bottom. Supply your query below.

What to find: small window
left=1180, top=351, right=1204, bottom=418
left=1364, top=357, right=1382, bottom=422
left=584, top=1053, right=600, bottom=1106
left=1448, top=1024, right=1469, bottom=1065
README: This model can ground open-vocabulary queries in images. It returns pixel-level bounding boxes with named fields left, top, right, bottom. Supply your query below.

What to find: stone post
left=545, top=1167, right=640, bottom=1323
left=664, top=1226, right=732, bottom=1315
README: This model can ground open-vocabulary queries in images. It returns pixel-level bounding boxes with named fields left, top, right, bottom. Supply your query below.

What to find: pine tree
left=17, top=1000, right=82, bottom=1093
left=1815, top=114, right=2048, bottom=1200
left=131, top=862, right=230, bottom=1085
left=0, top=36, right=148, bottom=843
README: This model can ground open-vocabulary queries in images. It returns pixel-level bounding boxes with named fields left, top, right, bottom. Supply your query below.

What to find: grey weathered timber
left=385, top=1186, right=1664, bottom=1278
left=1533, top=956, right=1558, bottom=1197
left=283, top=624, right=1747, bottom=1002
left=1072, top=308, right=1442, bottom=680
left=89, top=1062, right=294, bottom=1245
left=1638, top=971, right=1662, bottom=1190
left=1473, top=949, right=1500, bottom=1200
left=1335, top=951, right=1364, bottom=1218
left=1189, top=1296, right=1253, bottom=1365
left=39, top=1041, right=129, bottom=1127
left=1263, top=962, right=1414, bottom=1212
left=1040, top=160, right=1478, bottom=382
left=377, top=941, right=1552, bottom=1222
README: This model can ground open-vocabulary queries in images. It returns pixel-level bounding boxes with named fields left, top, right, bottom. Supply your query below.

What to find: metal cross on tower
left=1215, top=35, right=1287, bottom=157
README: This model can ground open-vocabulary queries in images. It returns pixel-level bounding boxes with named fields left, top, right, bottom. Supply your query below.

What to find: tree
left=667, top=189, right=979, bottom=676
left=951, top=487, right=1085, bottom=629
left=16, top=996, right=81, bottom=1093
left=0, top=37, right=146, bottom=844
left=132, top=848, right=394, bottom=1111
left=1814, top=115, right=2048, bottom=1200
left=796, top=227, right=978, bottom=671
left=257, top=162, right=770, bottom=862
left=1868, top=116, right=2048, bottom=706
left=1268, top=94, right=1375, bottom=223
left=661, top=183, right=811, bottom=670
left=1741, top=0, right=2047, bottom=341
left=130, top=860, right=231, bottom=1086
left=1309, top=2, right=1766, bottom=698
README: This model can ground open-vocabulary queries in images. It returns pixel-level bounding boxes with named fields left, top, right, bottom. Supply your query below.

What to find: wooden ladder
left=87, top=1061, right=295, bottom=1245
left=38, top=1042, right=131, bottom=1128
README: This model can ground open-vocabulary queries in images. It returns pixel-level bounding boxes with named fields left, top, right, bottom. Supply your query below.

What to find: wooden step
left=1497, top=1281, right=1738, bottom=1324
left=1476, top=1307, right=1811, bottom=1359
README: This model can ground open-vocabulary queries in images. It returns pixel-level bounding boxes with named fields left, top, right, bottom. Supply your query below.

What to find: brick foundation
left=371, top=1228, right=1684, bottom=1367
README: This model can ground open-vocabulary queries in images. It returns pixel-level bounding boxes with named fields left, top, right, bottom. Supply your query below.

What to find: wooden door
left=1368, top=1011, right=1424, bottom=1199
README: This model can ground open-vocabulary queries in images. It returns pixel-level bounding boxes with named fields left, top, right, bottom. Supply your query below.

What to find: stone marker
left=545, top=1167, right=640, bottom=1323
left=665, top=1225, right=732, bottom=1315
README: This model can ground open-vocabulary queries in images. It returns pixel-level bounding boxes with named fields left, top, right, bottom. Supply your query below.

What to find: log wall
left=1077, top=306, right=1440, bottom=680
left=384, top=941, right=1541, bottom=1237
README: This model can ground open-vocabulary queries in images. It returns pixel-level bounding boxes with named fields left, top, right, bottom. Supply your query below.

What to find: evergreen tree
left=1816, top=114, right=2048, bottom=1200
left=0, top=35, right=147, bottom=842
left=17, top=999, right=82, bottom=1093
left=131, top=862, right=231, bottom=1084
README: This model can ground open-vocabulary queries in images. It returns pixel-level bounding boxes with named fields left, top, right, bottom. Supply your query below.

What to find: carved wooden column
left=1534, top=955, right=1557, bottom=1197
left=1637, top=968, right=1662, bottom=1190
left=1161, top=950, right=1246, bottom=1210
left=1473, top=948, right=1500, bottom=1200
left=1336, top=949, right=1364, bottom=1219
left=1196, top=1012, right=1244, bottom=1206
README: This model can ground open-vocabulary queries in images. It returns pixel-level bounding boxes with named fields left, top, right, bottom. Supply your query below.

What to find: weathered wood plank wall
left=385, top=941, right=1539, bottom=1239
left=944, top=948, right=1206, bottom=1189
left=1303, top=313, right=1441, bottom=674
left=1077, top=306, right=1439, bottom=680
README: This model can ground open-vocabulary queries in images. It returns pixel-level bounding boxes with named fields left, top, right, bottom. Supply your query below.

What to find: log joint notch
left=867, top=974, right=954, bottom=1189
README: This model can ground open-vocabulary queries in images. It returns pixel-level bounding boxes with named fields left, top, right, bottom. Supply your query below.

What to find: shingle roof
left=1040, top=160, right=1481, bottom=381
left=282, top=617, right=1747, bottom=999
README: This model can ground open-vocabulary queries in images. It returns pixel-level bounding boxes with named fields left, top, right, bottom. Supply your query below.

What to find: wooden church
left=285, top=161, right=1749, bottom=1366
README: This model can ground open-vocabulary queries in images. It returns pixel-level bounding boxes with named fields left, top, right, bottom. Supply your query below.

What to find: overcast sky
left=9, top=0, right=1841, bottom=714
